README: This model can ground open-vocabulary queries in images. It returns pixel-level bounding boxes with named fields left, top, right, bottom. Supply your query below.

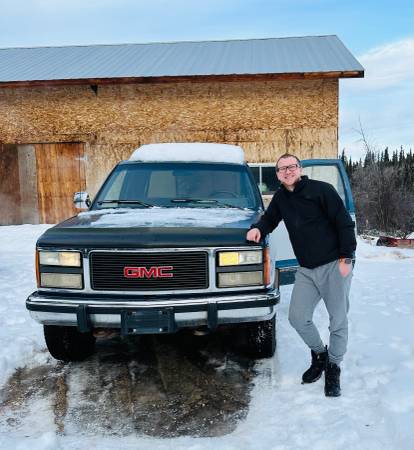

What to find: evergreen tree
left=383, top=147, right=390, bottom=165
left=399, top=146, right=405, bottom=166
left=392, top=150, right=398, bottom=166
left=346, top=143, right=414, bottom=236
left=348, top=156, right=353, bottom=177
left=364, top=150, right=375, bottom=167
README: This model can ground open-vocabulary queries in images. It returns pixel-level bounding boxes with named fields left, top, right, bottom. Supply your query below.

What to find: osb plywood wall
left=0, top=78, right=338, bottom=196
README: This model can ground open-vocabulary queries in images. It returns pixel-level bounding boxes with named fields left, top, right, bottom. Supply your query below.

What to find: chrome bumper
left=26, top=289, right=279, bottom=332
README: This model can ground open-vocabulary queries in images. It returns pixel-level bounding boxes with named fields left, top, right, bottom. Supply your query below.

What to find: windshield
left=92, top=162, right=261, bottom=210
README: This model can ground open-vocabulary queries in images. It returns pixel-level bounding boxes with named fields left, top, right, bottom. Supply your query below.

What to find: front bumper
left=26, top=289, right=280, bottom=334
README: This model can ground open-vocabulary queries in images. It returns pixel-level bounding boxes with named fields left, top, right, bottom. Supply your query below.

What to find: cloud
left=356, top=38, right=414, bottom=90
left=339, top=37, right=414, bottom=159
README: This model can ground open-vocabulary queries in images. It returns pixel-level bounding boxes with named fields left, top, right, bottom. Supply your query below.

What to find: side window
left=261, top=167, right=280, bottom=195
left=248, top=164, right=279, bottom=195
left=302, top=165, right=346, bottom=204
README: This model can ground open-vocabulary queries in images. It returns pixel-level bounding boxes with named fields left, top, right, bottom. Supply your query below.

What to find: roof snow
left=129, top=143, right=245, bottom=164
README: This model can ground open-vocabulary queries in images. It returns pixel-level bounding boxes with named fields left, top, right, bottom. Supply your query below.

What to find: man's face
left=276, top=156, right=302, bottom=187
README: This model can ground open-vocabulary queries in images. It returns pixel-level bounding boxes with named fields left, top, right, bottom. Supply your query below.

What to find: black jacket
left=253, top=176, right=356, bottom=268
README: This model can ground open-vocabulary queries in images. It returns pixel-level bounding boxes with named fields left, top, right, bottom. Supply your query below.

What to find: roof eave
left=0, top=70, right=364, bottom=89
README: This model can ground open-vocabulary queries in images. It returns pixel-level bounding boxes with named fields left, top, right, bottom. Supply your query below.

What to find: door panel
left=302, top=165, right=346, bottom=203
left=301, top=159, right=354, bottom=212
left=35, top=143, right=86, bottom=224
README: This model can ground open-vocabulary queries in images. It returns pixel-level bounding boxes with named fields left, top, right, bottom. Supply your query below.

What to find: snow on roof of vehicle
left=129, top=143, right=245, bottom=164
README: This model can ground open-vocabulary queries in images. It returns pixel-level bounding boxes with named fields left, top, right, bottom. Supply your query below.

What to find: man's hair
left=276, top=153, right=301, bottom=168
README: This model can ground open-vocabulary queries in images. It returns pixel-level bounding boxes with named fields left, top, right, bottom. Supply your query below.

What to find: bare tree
left=350, top=122, right=414, bottom=237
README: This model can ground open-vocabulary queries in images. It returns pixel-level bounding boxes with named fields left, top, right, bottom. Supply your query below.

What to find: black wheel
left=44, top=325, right=96, bottom=362
left=240, top=314, right=276, bottom=359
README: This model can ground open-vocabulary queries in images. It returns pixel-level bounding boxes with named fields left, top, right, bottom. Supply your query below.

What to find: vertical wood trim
left=35, top=142, right=85, bottom=224
left=0, top=144, right=21, bottom=224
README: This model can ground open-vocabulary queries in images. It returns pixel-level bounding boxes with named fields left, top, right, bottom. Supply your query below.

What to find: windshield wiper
left=213, top=201, right=247, bottom=210
left=170, top=198, right=216, bottom=204
left=170, top=198, right=245, bottom=210
left=97, top=200, right=154, bottom=208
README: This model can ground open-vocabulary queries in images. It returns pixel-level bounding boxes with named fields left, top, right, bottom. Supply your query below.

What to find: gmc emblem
left=123, top=266, right=174, bottom=279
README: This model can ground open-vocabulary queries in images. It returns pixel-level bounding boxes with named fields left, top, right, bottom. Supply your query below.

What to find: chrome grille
left=90, top=251, right=209, bottom=291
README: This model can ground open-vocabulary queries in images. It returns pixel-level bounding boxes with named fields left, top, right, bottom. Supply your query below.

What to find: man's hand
left=246, top=228, right=261, bottom=243
left=338, top=260, right=352, bottom=277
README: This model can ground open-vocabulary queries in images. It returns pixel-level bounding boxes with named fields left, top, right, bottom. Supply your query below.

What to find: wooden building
left=0, top=35, right=364, bottom=224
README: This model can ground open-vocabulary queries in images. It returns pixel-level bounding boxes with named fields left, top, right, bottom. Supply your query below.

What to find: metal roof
left=0, top=35, right=364, bottom=85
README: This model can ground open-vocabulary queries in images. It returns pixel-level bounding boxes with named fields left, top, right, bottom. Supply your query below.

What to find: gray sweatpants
left=288, top=260, right=353, bottom=365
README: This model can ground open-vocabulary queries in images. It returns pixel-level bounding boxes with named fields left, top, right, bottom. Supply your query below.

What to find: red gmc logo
left=123, top=266, right=174, bottom=279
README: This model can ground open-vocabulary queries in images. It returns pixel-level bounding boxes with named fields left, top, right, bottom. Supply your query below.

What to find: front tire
left=242, top=314, right=276, bottom=359
left=44, top=325, right=96, bottom=362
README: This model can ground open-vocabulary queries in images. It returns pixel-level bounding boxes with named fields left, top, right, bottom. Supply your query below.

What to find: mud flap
left=76, top=304, right=91, bottom=332
left=207, top=302, right=218, bottom=331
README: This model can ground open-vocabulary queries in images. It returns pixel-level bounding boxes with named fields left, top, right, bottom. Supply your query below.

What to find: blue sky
left=1, top=0, right=413, bottom=159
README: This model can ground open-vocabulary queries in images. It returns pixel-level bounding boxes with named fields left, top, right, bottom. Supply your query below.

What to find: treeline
left=340, top=146, right=414, bottom=237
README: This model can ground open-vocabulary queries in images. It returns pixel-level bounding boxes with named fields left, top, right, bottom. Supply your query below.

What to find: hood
left=37, top=207, right=262, bottom=249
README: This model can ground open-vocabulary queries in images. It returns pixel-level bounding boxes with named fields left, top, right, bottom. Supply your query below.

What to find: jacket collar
left=281, top=175, right=309, bottom=194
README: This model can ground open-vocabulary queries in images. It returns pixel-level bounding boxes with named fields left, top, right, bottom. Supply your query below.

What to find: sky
left=0, top=0, right=413, bottom=159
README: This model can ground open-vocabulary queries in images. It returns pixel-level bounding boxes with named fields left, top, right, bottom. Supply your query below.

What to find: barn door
left=35, top=143, right=86, bottom=224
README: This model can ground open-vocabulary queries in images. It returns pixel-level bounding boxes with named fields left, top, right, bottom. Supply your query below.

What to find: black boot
left=302, top=347, right=328, bottom=384
left=324, top=361, right=341, bottom=397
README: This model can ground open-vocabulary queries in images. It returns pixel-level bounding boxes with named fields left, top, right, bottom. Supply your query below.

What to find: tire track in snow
left=0, top=329, right=256, bottom=438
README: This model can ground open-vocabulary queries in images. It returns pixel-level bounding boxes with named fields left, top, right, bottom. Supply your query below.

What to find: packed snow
left=78, top=207, right=256, bottom=227
left=0, top=225, right=413, bottom=449
left=129, top=143, right=245, bottom=164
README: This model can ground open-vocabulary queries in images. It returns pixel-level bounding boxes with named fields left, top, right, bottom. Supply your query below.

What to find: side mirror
left=73, top=192, right=91, bottom=209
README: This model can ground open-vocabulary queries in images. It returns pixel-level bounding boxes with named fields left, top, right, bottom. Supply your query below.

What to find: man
left=246, top=154, right=356, bottom=397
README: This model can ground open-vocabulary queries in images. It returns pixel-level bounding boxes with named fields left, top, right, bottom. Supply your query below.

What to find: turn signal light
left=264, top=247, right=271, bottom=285
left=35, top=250, right=40, bottom=288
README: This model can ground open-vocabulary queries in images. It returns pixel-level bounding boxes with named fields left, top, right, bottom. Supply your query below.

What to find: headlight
left=39, top=251, right=81, bottom=267
left=40, top=273, right=83, bottom=289
left=218, top=250, right=262, bottom=266
left=218, top=271, right=263, bottom=287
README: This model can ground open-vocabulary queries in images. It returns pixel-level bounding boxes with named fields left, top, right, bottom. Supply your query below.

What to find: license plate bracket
left=120, top=308, right=176, bottom=335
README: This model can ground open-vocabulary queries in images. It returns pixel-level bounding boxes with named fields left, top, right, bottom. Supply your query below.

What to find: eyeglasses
left=276, top=164, right=300, bottom=173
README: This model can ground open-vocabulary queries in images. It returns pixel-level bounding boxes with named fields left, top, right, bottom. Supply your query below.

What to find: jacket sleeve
left=320, top=183, right=357, bottom=258
left=251, top=193, right=282, bottom=237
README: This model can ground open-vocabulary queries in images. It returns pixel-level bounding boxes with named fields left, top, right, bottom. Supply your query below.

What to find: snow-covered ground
left=0, top=225, right=413, bottom=450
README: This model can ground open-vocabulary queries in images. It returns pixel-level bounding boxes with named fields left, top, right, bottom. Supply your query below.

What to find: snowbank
left=357, top=236, right=414, bottom=260
left=0, top=225, right=52, bottom=387
left=0, top=228, right=413, bottom=449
